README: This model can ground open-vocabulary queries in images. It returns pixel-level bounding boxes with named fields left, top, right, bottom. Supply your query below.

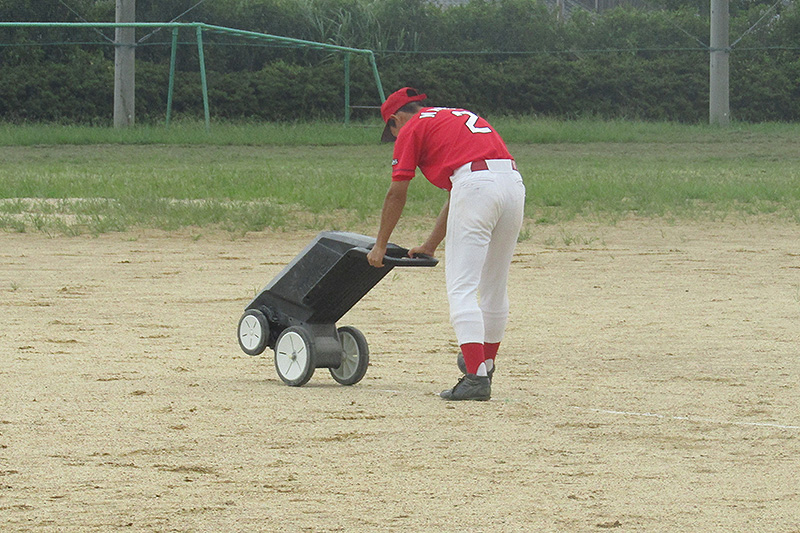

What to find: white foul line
left=575, top=407, right=800, bottom=430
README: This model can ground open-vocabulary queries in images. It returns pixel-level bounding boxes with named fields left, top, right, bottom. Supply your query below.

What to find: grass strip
left=0, top=119, right=798, bottom=234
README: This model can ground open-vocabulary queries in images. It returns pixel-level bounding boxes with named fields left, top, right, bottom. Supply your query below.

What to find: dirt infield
left=1, top=219, right=799, bottom=532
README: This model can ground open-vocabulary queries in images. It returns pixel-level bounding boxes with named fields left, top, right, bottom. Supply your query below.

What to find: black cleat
left=440, top=373, right=491, bottom=401
left=456, top=352, right=495, bottom=382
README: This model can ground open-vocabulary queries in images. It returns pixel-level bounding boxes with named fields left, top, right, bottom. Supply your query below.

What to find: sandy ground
left=1, top=219, right=799, bottom=532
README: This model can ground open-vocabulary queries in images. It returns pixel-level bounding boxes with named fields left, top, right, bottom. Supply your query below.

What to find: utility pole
left=709, top=0, right=730, bottom=125
left=114, top=0, right=135, bottom=128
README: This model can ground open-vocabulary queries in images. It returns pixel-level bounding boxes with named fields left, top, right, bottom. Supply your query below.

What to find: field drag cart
left=237, top=231, right=438, bottom=386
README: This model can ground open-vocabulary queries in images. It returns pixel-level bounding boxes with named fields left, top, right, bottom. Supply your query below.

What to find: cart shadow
left=237, top=377, right=357, bottom=390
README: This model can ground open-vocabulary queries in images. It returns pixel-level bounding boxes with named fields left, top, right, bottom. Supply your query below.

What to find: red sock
left=460, top=343, right=485, bottom=375
left=485, top=342, right=501, bottom=361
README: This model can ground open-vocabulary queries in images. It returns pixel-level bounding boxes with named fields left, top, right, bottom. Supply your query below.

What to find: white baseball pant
left=445, top=159, right=526, bottom=346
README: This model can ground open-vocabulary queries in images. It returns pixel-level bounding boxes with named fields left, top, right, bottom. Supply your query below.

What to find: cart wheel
left=274, top=326, right=316, bottom=386
left=237, top=309, right=270, bottom=356
left=330, top=326, right=370, bottom=386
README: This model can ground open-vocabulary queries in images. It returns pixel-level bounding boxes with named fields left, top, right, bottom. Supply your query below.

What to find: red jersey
left=391, top=107, right=513, bottom=191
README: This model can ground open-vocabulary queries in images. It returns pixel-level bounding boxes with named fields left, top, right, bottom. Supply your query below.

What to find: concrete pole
left=114, top=0, right=135, bottom=128
left=709, top=0, right=730, bottom=125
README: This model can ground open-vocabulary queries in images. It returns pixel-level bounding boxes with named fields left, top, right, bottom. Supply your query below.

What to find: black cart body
left=237, top=231, right=437, bottom=386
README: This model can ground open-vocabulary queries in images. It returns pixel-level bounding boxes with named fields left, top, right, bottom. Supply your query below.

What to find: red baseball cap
left=380, top=87, right=427, bottom=142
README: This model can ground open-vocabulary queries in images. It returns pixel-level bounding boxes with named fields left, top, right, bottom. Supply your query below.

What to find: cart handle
left=348, top=247, right=439, bottom=267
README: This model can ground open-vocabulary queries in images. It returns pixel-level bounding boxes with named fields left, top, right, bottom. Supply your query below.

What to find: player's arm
left=368, top=179, right=411, bottom=268
left=409, top=193, right=449, bottom=258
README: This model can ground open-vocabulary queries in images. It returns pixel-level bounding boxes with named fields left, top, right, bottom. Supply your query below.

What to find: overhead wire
left=730, top=0, right=787, bottom=48
left=635, top=0, right=709, bottom=49
left=57, top=0, right=114, bottom=43
left=138, top=0, right=214, bottom=44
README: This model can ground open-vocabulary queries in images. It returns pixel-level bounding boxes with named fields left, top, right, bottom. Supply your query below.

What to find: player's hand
left=367, top=245, right=386, bottom=268
left=408, top=245, right=436, bottom=259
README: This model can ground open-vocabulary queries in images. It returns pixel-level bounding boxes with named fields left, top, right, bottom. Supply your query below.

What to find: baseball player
left=366, top=87, right=526, bottom=401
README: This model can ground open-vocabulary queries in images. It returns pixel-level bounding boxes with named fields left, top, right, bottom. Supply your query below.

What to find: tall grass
left=1, top=119, right=799, bottom=234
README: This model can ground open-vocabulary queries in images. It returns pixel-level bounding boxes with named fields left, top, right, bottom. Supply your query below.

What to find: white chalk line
left=575, top=407, right=800, bottom=430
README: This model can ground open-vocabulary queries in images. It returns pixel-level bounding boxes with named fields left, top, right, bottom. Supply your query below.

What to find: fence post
left=344, top=53, right=351, bottom=125
left=196, top=25, right=211, bottom=131
left=166, top=27, right=179, bottom=128
left=368, top=52, right=385, bottom=103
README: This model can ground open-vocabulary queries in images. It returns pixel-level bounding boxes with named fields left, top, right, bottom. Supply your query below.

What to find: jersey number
left=451, top=110, right=492, bottom=134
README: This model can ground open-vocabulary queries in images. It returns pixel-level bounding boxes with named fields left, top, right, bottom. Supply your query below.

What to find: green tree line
left=0, top=0, right=798, bottom=123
